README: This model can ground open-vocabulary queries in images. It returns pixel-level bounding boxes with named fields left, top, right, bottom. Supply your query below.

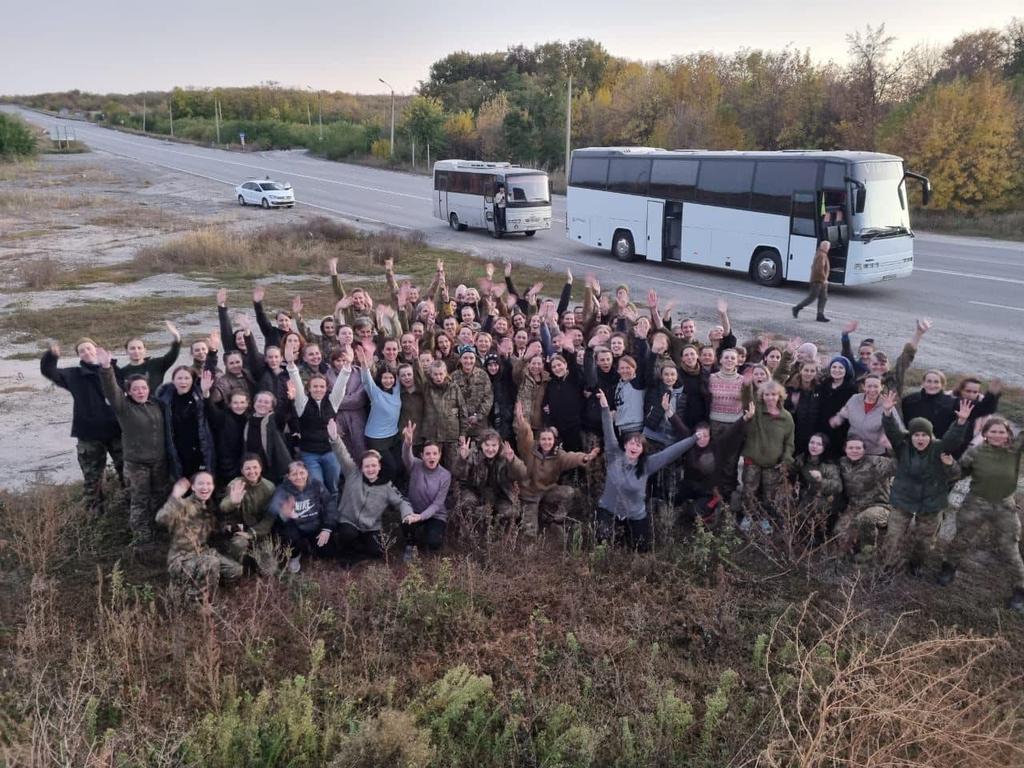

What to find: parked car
left=235, top=179, right=295, bottom=208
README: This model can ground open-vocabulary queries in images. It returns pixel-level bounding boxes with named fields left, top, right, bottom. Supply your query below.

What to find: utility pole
left=564, top=74, right=572, bottom=176
left=214, top=98, right=221, bottom=145
left=307, top=101, right=312, bottom=127
left=142, top=95, right=147, bottom=132
left=318, top=91, right=323, bottom=141
left=378, top=78, right=395, bottom=157
left=169, top=100, right=174, bottom=137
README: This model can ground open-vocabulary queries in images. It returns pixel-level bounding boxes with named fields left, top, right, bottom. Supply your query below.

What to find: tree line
left=4, top=20, right=1022, bottom=212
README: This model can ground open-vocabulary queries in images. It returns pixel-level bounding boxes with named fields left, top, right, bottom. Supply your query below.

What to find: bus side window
left=791, top=192, right=817, bottom=237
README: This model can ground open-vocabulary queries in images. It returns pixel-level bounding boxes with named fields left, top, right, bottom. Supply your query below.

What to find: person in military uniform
left=155, top=473, right=243, bottom=600
left=219, top=455, right=277, bottom=575
left=836, top=436, right=894, bottom=553
left=880, top=391, right=970, bottom=576
left=451, top=430, right=527, bottom=536
left=939, top=417, right=1024, bottom=612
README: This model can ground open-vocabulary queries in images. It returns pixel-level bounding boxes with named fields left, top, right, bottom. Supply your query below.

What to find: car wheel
left=612, top=230, right=636, bottom=262
left=449, top=212, right=460, bottom=231
left=524, top=230, right=536, bottom=237
left=261, top=198, right=270, bottom=209
left=238, top=195, right=246, bottom=206
left=751, top=249, right=784, bottom=287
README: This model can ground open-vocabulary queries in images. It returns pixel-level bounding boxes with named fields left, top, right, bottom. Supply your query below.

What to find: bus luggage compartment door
left=645, top=200, right=664, bottom=262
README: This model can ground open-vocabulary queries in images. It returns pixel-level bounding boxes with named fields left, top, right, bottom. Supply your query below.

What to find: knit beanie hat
left=75, top=337, right=97, bottom=352
left=829, top=355, right=854, bottom=381
left=797, top=342, right=818, bottom=361
left=907, top=417, right=934, bottom=437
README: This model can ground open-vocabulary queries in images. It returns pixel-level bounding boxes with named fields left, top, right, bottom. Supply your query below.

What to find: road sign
left=239, top=132, right=246, bottom=147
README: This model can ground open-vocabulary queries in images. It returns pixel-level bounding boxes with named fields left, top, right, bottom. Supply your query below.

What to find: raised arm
left=647, top=434, right=697, bottom=474
left=597, top=390, right=622, bottom=457
left=556, top=269, right=573, bottom=317
left=286, top=362, right=309, bottom=413
left=98, top=354, right=127, bottom=417
left=40, top=344, right=69, bottom=390
left=217, top=290, right=237, bottom=352
left=327, top=420, right=356, bottom=474
left=157, top=321, right=183, bottom=376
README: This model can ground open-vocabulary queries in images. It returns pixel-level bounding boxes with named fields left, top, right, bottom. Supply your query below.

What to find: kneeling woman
left=595, top=390, right=696, bottom=552
left=269, top=460, right=336, bottom=573
left=156, top=473, right=243, bottom=600
left=328, top=419, right=412, bottom=559
left=400, top=422, right=452, bottom=558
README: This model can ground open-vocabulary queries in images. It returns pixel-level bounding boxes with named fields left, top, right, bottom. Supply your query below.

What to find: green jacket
left=219, top=477, right=277, bottom=536
left=795, top=454, right=842, bottom=500
left=742, top=403, right=795, bottom=468
left=100, top=365, right=166, bottom=465
left=884, top=414, right=966, bottom=514
left=422, top=378, right=466, bottom=443
left=156, top=495, right=216, bottom=562
left=451, top=367, right=494, bottom=436
left=960, top=433, right=1024, bottom=503
left=839, top=455, right=893, bottom=512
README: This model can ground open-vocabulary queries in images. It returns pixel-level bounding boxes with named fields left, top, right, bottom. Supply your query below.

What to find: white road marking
left=914, top=267, right=1024, bottom=285
left=968, top=301, right=1024, bottom=312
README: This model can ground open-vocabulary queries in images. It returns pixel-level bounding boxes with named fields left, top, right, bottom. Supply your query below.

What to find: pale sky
left=1, top=1, right=1018, bottom=95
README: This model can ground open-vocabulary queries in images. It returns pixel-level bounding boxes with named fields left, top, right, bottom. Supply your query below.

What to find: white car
left=235, top=179, right=295, bottom=208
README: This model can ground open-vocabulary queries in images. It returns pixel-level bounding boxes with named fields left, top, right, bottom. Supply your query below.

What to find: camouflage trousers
left=835, top=504, right=889, bottom=552
left=521, top=485, right=578, bottom=541
left=225, top=532, right=279, bottom=577
left=167, top=549, right=243, bottom=601
left=455, top=487, right=518, bottom=537
left=123, top=460, right=168, bottom=545
left=943, top=495, right=1024, bottom=590
left=76, top=437, right=124, bottom=511
left=740, top=464, right=787, bottom=518
left=882, top=508, right=942, bottom=570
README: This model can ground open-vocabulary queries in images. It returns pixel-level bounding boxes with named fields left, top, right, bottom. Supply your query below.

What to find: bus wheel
left=612, top=230, right=636, bottom=262
left=524, top=230, right=536, bottom=237
left=751, top=249, right=783, bottom=287
left=449, top=213, right=462, bottom=231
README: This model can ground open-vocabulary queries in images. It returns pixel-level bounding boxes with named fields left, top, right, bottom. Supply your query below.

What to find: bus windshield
left=851, top=161, right=910, bottom=239
left=506, top=174, right=549, bottom=205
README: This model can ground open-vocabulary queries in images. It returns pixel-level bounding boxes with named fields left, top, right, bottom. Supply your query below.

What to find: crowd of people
left=39, top=249, right=1024, bottom=610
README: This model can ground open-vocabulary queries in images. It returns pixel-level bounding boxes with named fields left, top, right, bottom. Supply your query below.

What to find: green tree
left=0, top=113, right=37, bottom=158
left=403, top=96, right=446, bottom=166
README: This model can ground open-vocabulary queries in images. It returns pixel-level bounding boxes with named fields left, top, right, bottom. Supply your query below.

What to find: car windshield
left=506, top=174, right=549, bottom=204
left=259, top=182, right=285, bottom=191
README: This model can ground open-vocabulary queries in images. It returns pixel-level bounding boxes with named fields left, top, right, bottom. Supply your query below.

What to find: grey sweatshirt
left=402, top=442, right=451, bottom=521
left=330, top=435, right=412, bottom=531
left=598, top=406, right=696, bottom=520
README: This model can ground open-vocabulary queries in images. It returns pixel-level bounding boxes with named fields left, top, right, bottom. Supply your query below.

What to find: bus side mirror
left=921, top=180, right=931, bottom=206
left=855, top=188, right=866, bottom=214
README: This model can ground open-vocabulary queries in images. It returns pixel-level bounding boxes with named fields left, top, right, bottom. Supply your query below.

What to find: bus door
left=786, top=191, right=819, bottom=282
left=436, top=173, right=448, bottom=221
left=645, top=200, right=664, bottom=262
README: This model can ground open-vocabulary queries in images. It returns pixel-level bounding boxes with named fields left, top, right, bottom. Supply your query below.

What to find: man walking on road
left=792, top=241, right=831, bottom=322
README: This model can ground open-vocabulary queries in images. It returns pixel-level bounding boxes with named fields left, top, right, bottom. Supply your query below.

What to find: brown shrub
left=15, top=256, right=62, bottom=290
left=758, top=584, right=1024, bottom=767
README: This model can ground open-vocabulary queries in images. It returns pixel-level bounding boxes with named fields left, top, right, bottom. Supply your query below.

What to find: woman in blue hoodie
left=356, top=345, right=403, bottom=483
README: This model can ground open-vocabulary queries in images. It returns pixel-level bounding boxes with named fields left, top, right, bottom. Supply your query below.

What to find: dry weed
left=15, top=256, right=62, bottom=290
left=757, top=582, right=1024, bottom=767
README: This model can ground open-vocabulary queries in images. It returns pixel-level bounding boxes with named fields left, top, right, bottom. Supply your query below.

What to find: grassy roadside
left=913, top=208, right=1024, bottom=242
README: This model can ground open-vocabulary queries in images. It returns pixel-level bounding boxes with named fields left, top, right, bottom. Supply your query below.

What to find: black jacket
left=156, top=383, right=215, bottom=478
left=41, top=351, right=121, bottom=441
left=901, top=390, right=957, bottom=439
left=786, top=385, right=824, bottom=457
left=206, top=400, right=248, bottom=480
left=115, top=341, right=181, bottom=393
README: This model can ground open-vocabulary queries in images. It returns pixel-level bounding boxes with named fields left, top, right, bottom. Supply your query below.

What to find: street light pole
left=379, top=78, right=395, bottom=158
left=318, top=91, right=323, bottom=141
left=564, top=74, right=572, bottom=175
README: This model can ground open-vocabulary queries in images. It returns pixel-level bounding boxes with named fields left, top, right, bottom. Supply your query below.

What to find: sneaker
left=738, top=516, right=753, bottom=534
left=791, top=306, right=799, bottom=319
left=402, top=545, right=418, bottom=564
left=758, top=519, right=773, bottom=536
left=287, top=556, right=301, bottom=574
left=816, top=315, right=831, bottom=323
left=937, top=562, right=956, bottom=586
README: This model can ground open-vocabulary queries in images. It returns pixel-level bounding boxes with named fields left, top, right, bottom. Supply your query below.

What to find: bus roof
left=571, top=147, right=903, bottom=164
left=433, top=159, right=547, bottom=174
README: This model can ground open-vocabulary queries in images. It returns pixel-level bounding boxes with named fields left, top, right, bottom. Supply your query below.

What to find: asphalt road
left=7, top=105, right=1024, bottom=384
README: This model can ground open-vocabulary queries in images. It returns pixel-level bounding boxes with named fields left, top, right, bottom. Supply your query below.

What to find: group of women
left=40, top=252, right=1024, bottom=610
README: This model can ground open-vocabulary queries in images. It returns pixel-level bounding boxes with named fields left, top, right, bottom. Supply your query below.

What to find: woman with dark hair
left=400, top=422, right=451, bottom=559
left=595, top=389, right=696, bottom=552
left=156, top=365, right=215, bottom=480
left=818, top=356, right=857, bottom=458
left=795, top=432, right=842, bottom=539
left=786, top=359, right=824, bottom=457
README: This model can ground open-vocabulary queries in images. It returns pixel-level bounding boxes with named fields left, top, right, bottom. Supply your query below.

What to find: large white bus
left=566, top=147, right=932, bottom=286
left=433, top=160, right=552, bottom=238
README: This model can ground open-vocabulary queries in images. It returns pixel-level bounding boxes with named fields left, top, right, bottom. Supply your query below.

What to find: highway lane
left=6, top=105, right=1024, bottom=383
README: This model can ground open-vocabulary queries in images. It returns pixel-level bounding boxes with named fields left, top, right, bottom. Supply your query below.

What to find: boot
left=1008, top=588, right=1024, bottom=613
left=937, top=562, right=957, bottom=586
left=907, top=560, right=922, bottom=578
left=791, top=306, right=799, bottom=318
left=816, top=315, right=831, bottom=323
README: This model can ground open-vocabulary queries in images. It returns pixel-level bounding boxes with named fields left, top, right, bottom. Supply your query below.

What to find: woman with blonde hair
left=740, top=379, right=795, bottom=533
